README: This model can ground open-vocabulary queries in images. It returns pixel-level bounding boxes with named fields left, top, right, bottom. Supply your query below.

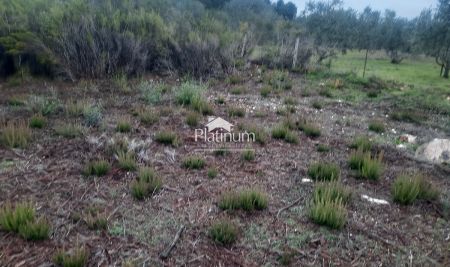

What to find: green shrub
left=349, top=149, right=383, bottom=180
left=299, top=122, right=321, bottom=138
left=284, top=131, right=299, bottom=144
left=53, top=247, right=88, bottom=267
left=260, top=86, right=271, bottom=97
left=186, top=112, right=201, bottom=127
left=309, top=197, right=346, bottom=229
left=241, top=125, right=268, bottom=144
left=1, top=121, right=32, bottom=148
left=8, top=96, right=26, bottom=106
left=349, top=136, right=372, bottom=152
left=137, top=108, right=159, bottom=125
left=307, top=162, right=340, bottom=181
left=231, top=86, right=245, bottom=95
left=312, top=100, right=323, bottom=110
left=368, top=120, right=385, bottom=133
left=0, top=202, right=50, bottom=240
left=241, top=149, right=255, bottom=161
left=29, top=114, right=46, bottom=129
left=392, top=174, right=440, bottom=205
left=228, top=106, right=246, bottom=117
left=85, top=214, right=107, bottom=230
left=182, top=156, right=205, bottom=169
left=284, top=97, right=297, bottom=105
left=83, top=105, right=102, bottom=127
left=317, top=144, right=330, bottom=152
left=318, top=88, right=332, bottom=98
left=312, top=182, right=351, bottom=205
left=116, top=117, right=132, bottom=133
left=391, top=110, right=425, bottom=124
left=175, top=82, right=205, bottom=106
left=117, top=151, right=137, bottom=171
left=226, top=74, right=243, bottom=85
left=271, top=124, right=289, bottom=139
left=207, top=167, right=218, bottom=179
left=114, top=73, right=131, bottom=93
left=191, top=95, right=213, bottom=115
left=209, top=220, right=238, bottom=246
left=28, top=95, right=60, bottom=116
left=54, top=123, right=83, bottom=138
left=154, top=131, right=179, bottom=146
left=219, top=190, right=268, bottom=211
left=83, top=160, right=110, bottom=177
left=131, top=167, right=163, bottom=200
left=65, top=99, right=89, bottom=117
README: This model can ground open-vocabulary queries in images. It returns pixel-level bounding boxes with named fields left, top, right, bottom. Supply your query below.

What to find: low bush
left=284, top=97, right=297, bottom=105
left=312, top=100, right=323, bottom=110
left=298, top=121, right=321, bottom=138
left=260, top=86, right=271, bottom=97
left=0, top=202, right=50, bottom=241
left=284, top=131, right=299, bottom=144
left=349, top=136, right=372, bottom=152
left=228, top=106, right=246, bottom=117
left=116, top=117, right=132, bottom=133
left=154, top=131, right=179, bottom=146
left=241, top=149, right=255, bottom=161
left=307, top=162, right=340, bottom=181
left=54, top=123, right=83, bottom=138
left=53, top=246, right=88, bottom=267
left=231, top=86, right=245, bottom=95
left=186, top=112, right=201, bottom=127
left=214, top=146, right=229, bottom=156
left=349, top=149, right=383, bottom=180
left=116, top=151, right=137, bottom=171
left=309, top=197, right=347, bottom=229
left=83, top=160, right=110, bottom=177
left=137, top=108, right=159, bottom=125
left=65, top=99, right=89, bottom=117
left=182, top=156, right=205, bottom=169
left=312, top=182, right=351, bottom=205
left=241, top=124, right=268, bottom=145
left=219, top=190, right=268, bottom=211
left=317, top=144, right=330, bottom=152
left=207, top=167, right=218, bottom=179
left=1, top=121, right=32, bottom=148
left=368, top=120, right=385, bottom=133
left=83, top=105, right=102, bottom=127
left=391, top=110, right=425, bottom=124
left=209, top=220, right=238, bottom=246
left=29, top=114, right=46, bottom=129
left=271, top=124, right=289, bottom=139
left=392, top=174, right=440, bottom=205
left=131, top=167, right=163, bottom=200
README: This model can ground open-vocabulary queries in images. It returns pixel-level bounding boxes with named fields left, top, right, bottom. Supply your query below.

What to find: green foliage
left=54, top=123, right=83, bottom=138
left=131, top=167, right=163, bottom=200
left=226, top=74, right=243, bottom=85
left=349, top=136, right=372, bottom=152
left=0, top=202, right=50, bottom=240
left=185, top=111, right=201, bottom=127
left=28, top=95, right=60, bottom=116
left=219, top=190, right=268, bottom=211
left=214, top=146, right=229, bottom=156
left=182, top=156, right=205, bottom=169
left=53, top=247, right=88, bottom=267
left=349, top=149, right=383, bottom=180
left=392, top=174, right=440, bottom=205
left=241, top=124, right=268, bottom=144
left=83, top=160, right=110, bottom=177
left=241, top=149, right=255, bottom=161
left=209, top=220, right=238, bottom=246
left=231, top=86, right=245, bottom=95
left=207, top=167, right=218, bottom=179
left=8, top=95, right=26, bottom=106
left=137, top=108, right=159, bottom=125
left=116, top=151, right=137, bottom=171
left=1, top=121, right=32, bottom=148
left=312, top=100, right=323, bottom=110
left=312, top=181, right=352, bottom=205
left=139, top=81, right=169, bottom=105
left=297, top=120, right=321, bottom=138
left=317, top=144, right=330, bottom=152
left=309, top=196, right=347, bottom=230
left=154, top=131, right=179, bottom=146
left=116, top=117, right=132, bottom=133
left=260, top=86, right=271, bottom=97
left=307, top=162, right=340, bottom=181
left=65, top=99, right=89, bottom=117
left=29, top=114, right=46, bottom=129
left=368, top=120, right=385, bottom=133
left=83, top=105, right=102, bottom=127
left=175, top=82, right=205, bottom=106
left=391, top=110, right=425, bottom=124
left=228, top=106, right=246, bottom=117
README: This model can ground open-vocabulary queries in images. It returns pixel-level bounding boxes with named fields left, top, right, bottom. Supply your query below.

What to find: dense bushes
left=0, top=0, right=312, bottom=80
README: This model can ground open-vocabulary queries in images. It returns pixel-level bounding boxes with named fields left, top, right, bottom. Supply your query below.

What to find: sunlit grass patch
left=209, top=220, right=238, bottom=246
left=29, top=114, right=46, bottom=129
left=307, top=162, right=340, bottom=182
left=131, top=167, right=163, bottom=200
left=54, top=123, right=83, bottom=138
left=53, top=246, right=88, bottom=267
left=392, top=173, right=439, bottom=205
left=83, top=160, right=110, bottom=177
left=182, top=155, right=205, bottom=169
left=154, top=131, right=179, bottom=146
left=219, top=189, right=268, bottom=211
left=1, top=120, right=32, bottom=148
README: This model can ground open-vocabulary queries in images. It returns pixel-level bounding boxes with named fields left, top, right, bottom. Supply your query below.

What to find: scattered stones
left=415, top=138, right=450, bottom=164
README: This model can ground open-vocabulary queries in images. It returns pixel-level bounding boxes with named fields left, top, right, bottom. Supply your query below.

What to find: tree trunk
left=292, top=37, right=299, bottom=69
left=240, top=33, right=247, bottom=58
left=363, top=49, right=369, bottom=78
left=444, top=66, right=449, bottom=79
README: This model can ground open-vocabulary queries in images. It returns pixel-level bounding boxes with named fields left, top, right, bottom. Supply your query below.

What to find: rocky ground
left=0, top=69, right=449, bottom=266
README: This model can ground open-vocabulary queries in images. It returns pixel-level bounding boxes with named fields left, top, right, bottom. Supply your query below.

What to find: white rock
left=415, top=138, right=450, bottom=164
left=361, top=194, right=389, bottom=205
left=301, top=178, right=312, bottom=183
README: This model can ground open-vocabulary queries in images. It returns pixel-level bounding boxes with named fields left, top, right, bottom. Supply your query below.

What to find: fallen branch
left=276, top=197, right=303, bottom=218
left=160, top=225, right=185, bottom=259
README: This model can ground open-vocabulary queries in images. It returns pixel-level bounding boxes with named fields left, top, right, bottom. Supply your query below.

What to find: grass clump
left=83, top=160, right=110, bottom=177
left=154, top=131, right=179, bottom=146
left=317, top=144, right=330, bottom=152
left=207, top=167, right=218, bottom=179
left=308, top=162, right=340, bottom=181
left=260, top=86, right=271, bottom=97
left=231, top=86, right=245, bottom=95
left=116, top=151, right=137, bottom=171
left=175, top=82, right=212, bottom=114
left=368, top=120, right=385, bottom=133
left=241, top=149, right=255, bottom=161
left=137, top=107, right=159, bottom=125
left=309, top=197, right=347, bottom=229
left=271, top=123, right=299, bottom=144
left=209, top=220, right=238, bottom=246
left=65, top=99, right=89, bottom=117
left=297, top=121, right=321, bottom=138
left=8, top=95, right=26, bottom=106
left=53, top=247, right=88, bottom=267
left=182, top=156, right=205, bottom=169
left=219, top=190, right=268, bottom=211
left=349, top=149, right=383, bottom=180
left=228, top=106, right=246, bottom=117
left=312, top=181, right=352, bottom=205
left=349, top=136, right=372, bottom=152
left=241, top=124, right=268, bottom=144
left=116, top=117, right=132, bottom=133
left=392, top=174, right=439, bottom=205
left=29, top=114, right=46, bottom=129
left=213, top=146, right=229, bottom=156
left=391, top=110, right=425, bottom=124
left=312, top=100, right=323, bottom=110
left=54, top=123, right=83, bottom=138
left=83, top=105, right=102, bottom=127
left=1, top=121, right=32, bottom=148
left=131, top=167, right=163, bottom=200
left=185, top=112, right=201, bottom=127
left=0, top=202, right=50, bottom=241
left=284, top=97, right=297, bottom=105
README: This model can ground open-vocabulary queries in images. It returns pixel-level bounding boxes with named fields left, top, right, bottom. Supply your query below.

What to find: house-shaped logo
left=205, top=116, right=233, bottom=133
